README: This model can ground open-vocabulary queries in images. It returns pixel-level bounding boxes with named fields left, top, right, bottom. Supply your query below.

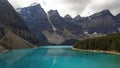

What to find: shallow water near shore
left=0, top=46, right=120, bottom=68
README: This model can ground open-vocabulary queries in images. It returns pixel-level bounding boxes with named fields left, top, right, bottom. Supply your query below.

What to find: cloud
left=8, top=0, right=91, bottom=17
left=8, top=0, right=41, bottom=8
left=8, top=0, right=120, bottom=17
left=48, top=0, right=91, bottom=17
left=43, top=0, right=120, bottom=17
left=81, top=0, right=120, bottom=17
left=65, top=0, right=91, bottom=15
left=8, top=0, right=20, bottom=8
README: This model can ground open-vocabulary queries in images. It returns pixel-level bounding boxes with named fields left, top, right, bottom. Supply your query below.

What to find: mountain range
left=17, top=3, right=120, bottom=45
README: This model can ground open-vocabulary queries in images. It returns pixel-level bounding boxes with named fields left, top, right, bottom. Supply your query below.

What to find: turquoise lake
left=0, top=46, right=120, bottom=68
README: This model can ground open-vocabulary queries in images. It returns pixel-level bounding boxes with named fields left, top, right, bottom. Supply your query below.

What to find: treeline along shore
left=73, top=33, right=120, bottom=54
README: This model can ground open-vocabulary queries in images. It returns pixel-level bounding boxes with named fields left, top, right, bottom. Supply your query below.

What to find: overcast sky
left=8, top=0, right=120, bottom=17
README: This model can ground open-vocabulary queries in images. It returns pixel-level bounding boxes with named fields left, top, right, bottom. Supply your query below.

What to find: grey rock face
left=74, top=10, right=119, bottom=34
left=0, top=0, right=38, bottom=51
left=17, top=4, right=53, bottom=45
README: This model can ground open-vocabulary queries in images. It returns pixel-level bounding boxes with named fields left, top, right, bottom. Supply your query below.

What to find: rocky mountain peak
left=29, top=3, right=42, bottom=10
left=64, top=14, right=72, bottom=19
left=91, top=10, right=112, bottom=18
left=17, top=3, right=44, bottom=16
left=100, top=10, right=111, bottom=14
left=64, top=14, right=75, bottom=23
left=17, top=3, right=53, bottom=45
left=48, top=10, right=60, bottom=17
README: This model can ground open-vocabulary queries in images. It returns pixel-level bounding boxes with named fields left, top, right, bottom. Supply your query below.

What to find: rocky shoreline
left=72, top=48, right=120, bottom=55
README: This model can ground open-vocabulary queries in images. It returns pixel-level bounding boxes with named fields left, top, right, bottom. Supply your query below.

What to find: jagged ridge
left=17, top=3, right=120, bottom=45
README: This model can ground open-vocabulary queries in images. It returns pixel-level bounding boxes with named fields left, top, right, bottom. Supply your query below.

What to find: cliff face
left=17, top=3, right=53, bottom=45
left=115, top=13, right=120, bottom=30
left=77, top=10, right=119, bottom=34
left=0, top=0, right=39, bottom=45
left=0, top=0, right=39, bottom=52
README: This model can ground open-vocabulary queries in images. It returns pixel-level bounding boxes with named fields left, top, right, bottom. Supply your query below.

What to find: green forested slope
left=74, top=33, right=120, bottom=52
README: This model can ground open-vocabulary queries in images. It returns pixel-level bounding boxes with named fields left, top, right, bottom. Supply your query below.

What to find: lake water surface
left=0, top=46, right=120, bottom=68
